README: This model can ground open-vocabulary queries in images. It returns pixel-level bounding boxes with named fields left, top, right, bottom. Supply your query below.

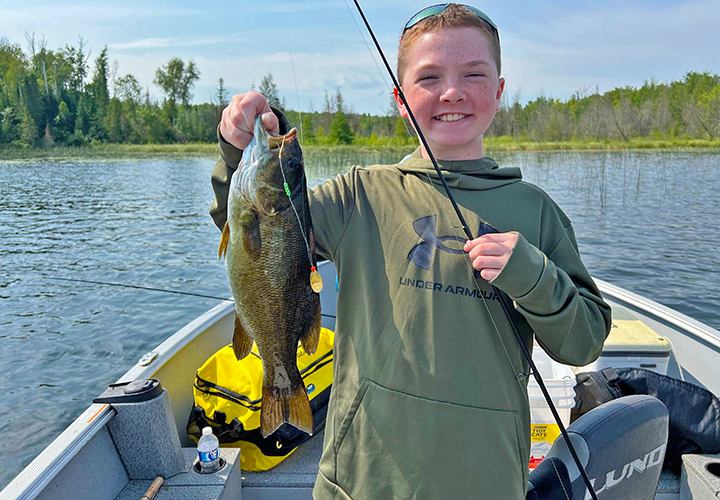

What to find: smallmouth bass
left=219, top=117, right=321, bottom=438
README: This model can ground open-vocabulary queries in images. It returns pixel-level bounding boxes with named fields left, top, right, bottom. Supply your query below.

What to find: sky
left=2, top=0, right=719, bottom=115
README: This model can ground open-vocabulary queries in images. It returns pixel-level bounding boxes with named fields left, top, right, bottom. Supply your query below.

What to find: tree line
left=488, top=73, right=720, bottom=142
left=1, top=35, right=718, bottom=149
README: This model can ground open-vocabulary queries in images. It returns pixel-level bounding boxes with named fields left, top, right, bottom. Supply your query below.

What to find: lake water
left=1, top=149, right=719, bottom=490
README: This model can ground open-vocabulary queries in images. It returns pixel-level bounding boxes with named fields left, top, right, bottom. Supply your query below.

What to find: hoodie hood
left=394, top=147, right=522, bottom=191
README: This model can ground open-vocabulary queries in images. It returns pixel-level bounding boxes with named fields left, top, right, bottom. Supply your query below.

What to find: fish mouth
left=268, top=128, right=298, bottom=151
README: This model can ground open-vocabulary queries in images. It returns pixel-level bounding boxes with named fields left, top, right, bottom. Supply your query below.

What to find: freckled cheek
left=404, top=92, right=436, bottom=121
left=472, top=88, right=501, bottom=113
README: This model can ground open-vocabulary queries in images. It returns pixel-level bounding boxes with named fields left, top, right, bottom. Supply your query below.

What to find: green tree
left=259, top=73, right=282, bottom=111
left=394, top=116, right=410, bottom=140
left=214, top=77, right=229, bottom=107
left=116, top=74, right=143, bottom=105
left=88, top=47, right=109, bottom=112
left=19, top=106, right=38, bottom=146
left=154, top=58, right=200, bottom=105
left=87, top=46, right=110, bottom=140
left=335, top=87, right=347, bottom=114
left=104, top=98, right=123, bottom=142
left=63, top=36, right=90, bottom=93
left=53, top=100, right=74, bottom=138
left=73, top=93, right=90, bottom=141
left=329, top=110, right=354, bottom=144
left=1, top=107, right=19, bottom=144
left=302, top=114, right=315, bottom=143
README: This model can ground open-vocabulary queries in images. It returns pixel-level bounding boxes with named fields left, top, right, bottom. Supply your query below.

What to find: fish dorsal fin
left=218, top=221, right=230, bottom=259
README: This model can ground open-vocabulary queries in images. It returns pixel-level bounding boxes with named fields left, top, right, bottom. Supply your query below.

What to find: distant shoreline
left=1, top=138, right=719, bottom=160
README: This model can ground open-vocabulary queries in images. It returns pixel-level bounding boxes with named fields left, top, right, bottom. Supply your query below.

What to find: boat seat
left=526, top=395, right=669, bottom=500
left=526, top=457, right=571, bottom=500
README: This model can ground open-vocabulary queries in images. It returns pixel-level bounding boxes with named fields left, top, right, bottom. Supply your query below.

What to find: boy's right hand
left=220, top=91, right=280, bottom=150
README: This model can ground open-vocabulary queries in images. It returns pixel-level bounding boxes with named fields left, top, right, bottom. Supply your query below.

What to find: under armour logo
left=407, top=215, right=464, bottom=270
left=407, top=215, right=499, bottom=270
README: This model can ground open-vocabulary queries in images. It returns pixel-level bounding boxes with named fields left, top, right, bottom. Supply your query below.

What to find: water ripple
left=1, top=151, right=719, bottom=489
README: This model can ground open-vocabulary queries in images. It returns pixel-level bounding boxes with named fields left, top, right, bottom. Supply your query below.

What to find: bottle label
left=199, top=449, right=219, bottom=463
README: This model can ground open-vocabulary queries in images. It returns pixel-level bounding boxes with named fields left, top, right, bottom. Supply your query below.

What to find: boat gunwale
left=0, top=405, right=115, bottom=500
left=595, top=278, right=720, bottom=351
left=117, top=298, right=235, bottom=383
left=0, top=299, right=235, bottom=500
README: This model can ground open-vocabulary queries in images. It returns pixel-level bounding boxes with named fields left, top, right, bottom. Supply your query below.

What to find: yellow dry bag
left=187, top=327, right=334, bottom=471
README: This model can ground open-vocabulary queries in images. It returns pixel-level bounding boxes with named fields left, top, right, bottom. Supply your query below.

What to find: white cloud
left=2, top=0, right=717, bottom=114
left=499, top=0, right=720, bottom=103
left=109, top=36, right=243, bottom=50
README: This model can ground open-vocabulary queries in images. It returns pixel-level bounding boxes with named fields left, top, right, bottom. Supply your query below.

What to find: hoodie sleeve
left=490, top=222, right=612, bottom=367
left=209, top=107, right=292, bottom=230
left=308, top=169, right=358, bottom=262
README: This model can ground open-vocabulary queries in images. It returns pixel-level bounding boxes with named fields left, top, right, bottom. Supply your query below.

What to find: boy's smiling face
left=396, top=26, right=504, bottom=160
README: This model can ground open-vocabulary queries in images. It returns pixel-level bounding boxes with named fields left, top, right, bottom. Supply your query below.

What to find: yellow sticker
left=531, top=424, right=561, bottom=443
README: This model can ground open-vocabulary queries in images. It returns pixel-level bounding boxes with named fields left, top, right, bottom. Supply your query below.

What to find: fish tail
left=260, top=383, right=313, bottom=438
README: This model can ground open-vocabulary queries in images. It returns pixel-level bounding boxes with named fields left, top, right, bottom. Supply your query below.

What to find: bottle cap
left=202, top=427, right=212, bottom=436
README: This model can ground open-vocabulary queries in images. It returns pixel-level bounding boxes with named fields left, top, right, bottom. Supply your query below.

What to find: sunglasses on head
left=403, top=3, right=498, bottom=35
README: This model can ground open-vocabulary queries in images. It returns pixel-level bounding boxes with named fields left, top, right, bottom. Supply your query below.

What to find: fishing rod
left=348, top=2, right=598, bottom=498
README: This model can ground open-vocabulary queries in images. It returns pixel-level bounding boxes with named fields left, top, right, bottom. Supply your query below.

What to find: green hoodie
left=211, top=126, right=612, bottom=500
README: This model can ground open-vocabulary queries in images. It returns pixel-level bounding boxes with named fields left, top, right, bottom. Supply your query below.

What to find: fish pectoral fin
left=300, top=304, right=322, bottom=355
left=218, top=221, right=230, bottom=259
left=232, top=313, right=253, bottom=360
left=242, top=211, right=262, bottom=260
left=260, top=384, right=313, bottom=438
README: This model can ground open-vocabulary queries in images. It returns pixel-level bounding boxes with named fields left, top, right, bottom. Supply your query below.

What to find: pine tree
left=329, top=111, right=354, bottom=145
left=258, top=73, right=282, bottom=111
left=20, top=106, right=38, bottom=146
left=335, top=87, right=346, bottom=114
left=74, top=94, right=90, bottom=139
left=54, top=100, right=73, bottom=138
left=302, top=114, right=315, bottom=143
left=104, top=98, right=123, bottom=142
left=87, top=46, right=110, bottom=140
left=215, top=78, right=229, bottom=107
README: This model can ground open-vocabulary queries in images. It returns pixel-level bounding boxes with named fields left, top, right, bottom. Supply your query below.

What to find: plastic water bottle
left=197, top=427, right=220, bottom=473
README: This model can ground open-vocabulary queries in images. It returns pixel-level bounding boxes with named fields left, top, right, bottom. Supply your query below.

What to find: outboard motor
left=526, top=395, right=668, bottom=500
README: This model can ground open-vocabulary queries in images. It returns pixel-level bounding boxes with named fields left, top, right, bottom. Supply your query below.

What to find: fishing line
left=341, top=0, right=418, bottom=143
left=8, top=274, right=336, bottom=318
left=289, top=52, right=304, bottom=146
left=277, top=134, right=323, bottom=293
left=37, top=276, right=233, bottom=301
left=347, top=2, right=596, bottom=498
left=278, top=134, right=313, bottom=266
left=419, top=170, right=525, bottom=389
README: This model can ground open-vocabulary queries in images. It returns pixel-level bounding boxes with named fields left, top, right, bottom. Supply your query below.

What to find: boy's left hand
left=463, top=232, right=518, bottom=281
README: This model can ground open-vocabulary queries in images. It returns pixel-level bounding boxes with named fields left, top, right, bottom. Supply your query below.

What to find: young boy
left=210, top=4, right=611, bottom=499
